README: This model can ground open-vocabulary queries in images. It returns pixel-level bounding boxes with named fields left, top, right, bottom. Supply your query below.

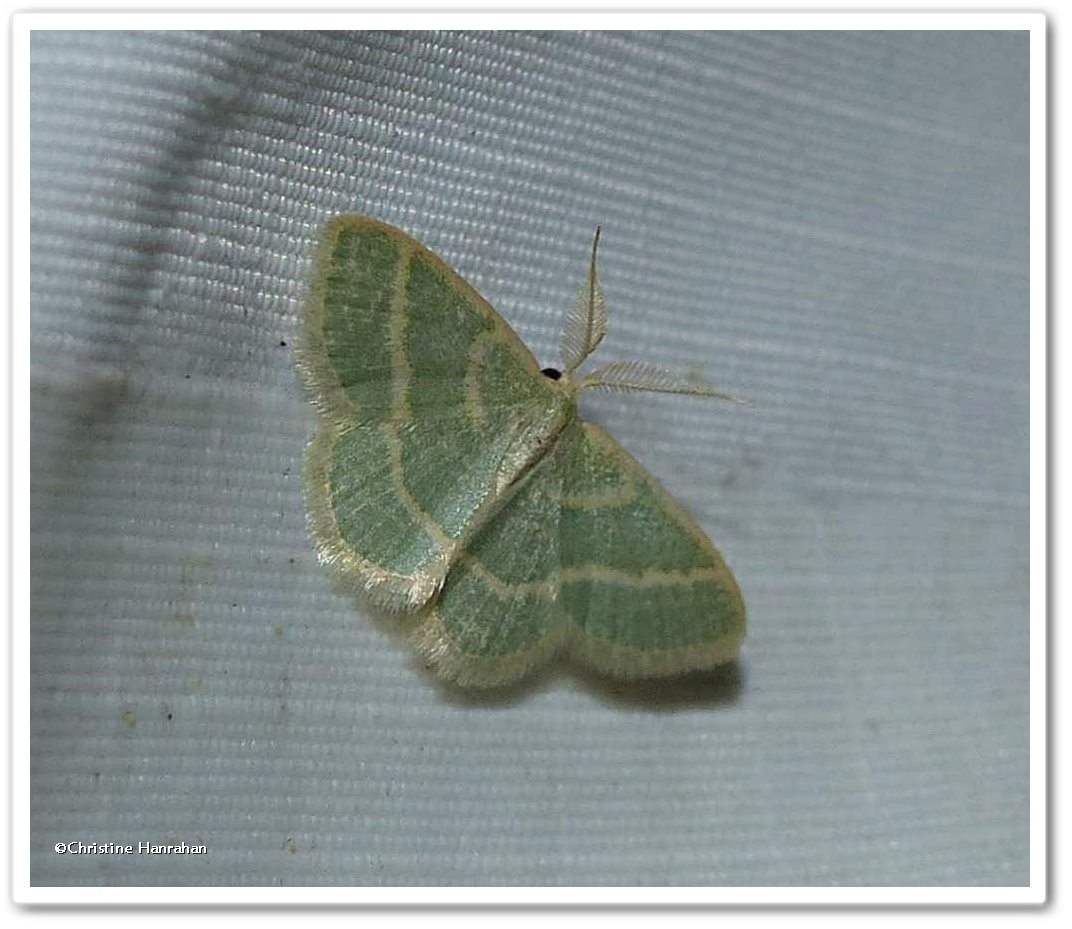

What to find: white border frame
left=9, top=9, right=1047, bottom=907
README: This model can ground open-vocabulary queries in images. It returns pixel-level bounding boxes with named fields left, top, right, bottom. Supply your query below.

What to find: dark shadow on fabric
left=33, top=34, right=293, bottom=520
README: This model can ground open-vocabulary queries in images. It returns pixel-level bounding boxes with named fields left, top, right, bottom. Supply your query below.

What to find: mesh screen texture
left=31, top=30, right=1028, bottom=886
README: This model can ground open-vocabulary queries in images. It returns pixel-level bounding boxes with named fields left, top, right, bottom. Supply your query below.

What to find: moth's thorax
left=492, top=388, right=576, bottom=497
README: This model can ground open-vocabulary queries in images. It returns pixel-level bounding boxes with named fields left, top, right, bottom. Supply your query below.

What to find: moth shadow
left=430, top=658, right=745, bottom=712
left=569, top=658, right=744, bottom=711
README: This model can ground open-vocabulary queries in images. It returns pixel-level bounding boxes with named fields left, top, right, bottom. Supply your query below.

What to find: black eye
left=541, top=367, right=562, bottom=381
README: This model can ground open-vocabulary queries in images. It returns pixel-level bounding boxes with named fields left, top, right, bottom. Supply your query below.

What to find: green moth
left=298, top=216, right=745, bottom=688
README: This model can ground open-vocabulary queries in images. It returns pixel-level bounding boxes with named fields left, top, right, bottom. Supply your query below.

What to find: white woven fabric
left=31, top=30, right=1028, bottom=886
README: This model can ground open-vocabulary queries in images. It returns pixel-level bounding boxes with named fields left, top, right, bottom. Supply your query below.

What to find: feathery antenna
left=558, top=228, right=747, bottom=405
left=581, top=360, right=748, bottom=403
left=561, top=226, right=607, bottom=374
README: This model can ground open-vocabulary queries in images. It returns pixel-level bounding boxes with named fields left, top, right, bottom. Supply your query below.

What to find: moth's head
left=540, top=364, right=585, bottom=406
